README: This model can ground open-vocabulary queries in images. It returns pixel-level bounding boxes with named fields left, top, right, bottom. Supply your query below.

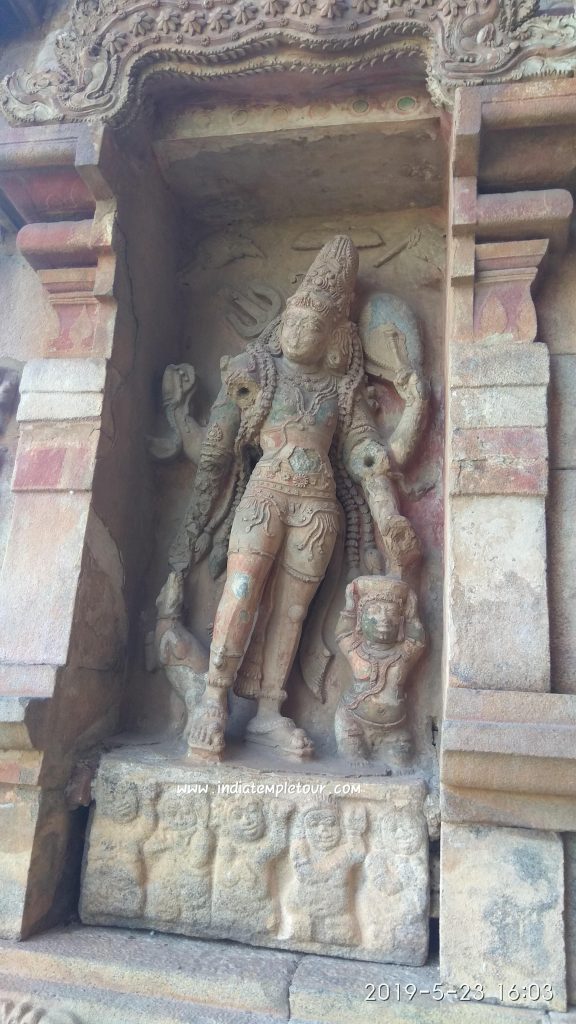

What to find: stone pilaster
left=0, top=127, right=127, bottom=939
left=440, top=81, right=576, bottom=1011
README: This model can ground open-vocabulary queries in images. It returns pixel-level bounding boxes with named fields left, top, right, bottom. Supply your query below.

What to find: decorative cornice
left=1, top=0, right=576, bottom=125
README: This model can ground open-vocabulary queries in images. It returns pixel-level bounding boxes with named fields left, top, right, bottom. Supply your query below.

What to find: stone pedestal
left=80, top=746, right=431, bottom=966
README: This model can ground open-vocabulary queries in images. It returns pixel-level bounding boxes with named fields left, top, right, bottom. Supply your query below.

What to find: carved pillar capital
left=473, top=239, right=548, bottom=346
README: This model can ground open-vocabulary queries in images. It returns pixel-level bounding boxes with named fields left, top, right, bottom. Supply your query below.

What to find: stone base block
left=440, top=823, right=566, bottom=1012
left=79, top=746, right=430, bottom=965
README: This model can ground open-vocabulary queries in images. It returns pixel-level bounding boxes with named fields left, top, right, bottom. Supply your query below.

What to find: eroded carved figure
left=211, top=797, right=292, bottom=937
left=80, top=777, right=155, bottom=920
left=335, top=575, right=426, bottom=766
left=362, top=802, right=428, bottom=961
left=286, top=803, right=366, bottom=946
left=144, top=790, right=213, bottom=926
left=156, top=236, right=429, bottom=762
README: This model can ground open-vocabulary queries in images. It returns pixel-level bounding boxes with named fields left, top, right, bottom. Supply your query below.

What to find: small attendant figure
left=335, top=575, right=425, bottom=766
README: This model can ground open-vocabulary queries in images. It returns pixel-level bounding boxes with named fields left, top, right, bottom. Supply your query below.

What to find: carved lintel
left=1, top=2, right=575, bottom=126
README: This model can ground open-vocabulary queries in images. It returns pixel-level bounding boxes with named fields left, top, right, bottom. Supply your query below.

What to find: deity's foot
left=186, top=681, right=228, bottom=762
left=246, top=711, right=314, bottom=758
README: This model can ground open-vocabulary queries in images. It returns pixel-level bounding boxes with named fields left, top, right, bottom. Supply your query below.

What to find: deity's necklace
left=277, top=366, right=338, bottom=418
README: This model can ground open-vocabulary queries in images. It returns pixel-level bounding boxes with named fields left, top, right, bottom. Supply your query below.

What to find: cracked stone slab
left=0, top=925, right=299, bottom=1019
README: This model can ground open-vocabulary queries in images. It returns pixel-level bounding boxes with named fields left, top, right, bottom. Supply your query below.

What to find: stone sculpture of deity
left=156, top=235, right=428, bottom=760
left=335, top=575, right=426, bottom=765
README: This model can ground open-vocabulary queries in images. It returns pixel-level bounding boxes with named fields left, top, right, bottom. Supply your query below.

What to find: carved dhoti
left=209, top=472, right=340, bottom=700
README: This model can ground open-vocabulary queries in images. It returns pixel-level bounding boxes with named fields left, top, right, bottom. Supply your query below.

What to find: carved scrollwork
left=1, top=1, right=575, bottom=125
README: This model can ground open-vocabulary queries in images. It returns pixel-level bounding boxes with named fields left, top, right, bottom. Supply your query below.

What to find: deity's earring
left=326, top=349, right=342, bottom=370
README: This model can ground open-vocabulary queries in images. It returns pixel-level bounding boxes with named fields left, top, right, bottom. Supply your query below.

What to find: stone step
left=291, top=956, right=547, bottom=1023
left=0, top=924, right=556, bottom=1024
left=0, top=924, right=299, bottom=1019
left=0, top=974, right=299, bottom=1024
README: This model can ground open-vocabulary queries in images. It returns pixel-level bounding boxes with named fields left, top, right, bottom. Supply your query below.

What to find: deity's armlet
left=341, top=392, right=385, bottom=479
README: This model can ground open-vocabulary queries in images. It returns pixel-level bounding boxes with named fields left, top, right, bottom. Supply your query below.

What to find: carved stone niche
left=81, top=750, right=431, bottom=965
left=80, top=87, right=445, bottom=965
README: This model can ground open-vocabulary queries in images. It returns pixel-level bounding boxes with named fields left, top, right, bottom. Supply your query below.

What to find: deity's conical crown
left=354, top=574, right=409, bottom=610
left=287, top=235, right=359, bottom=321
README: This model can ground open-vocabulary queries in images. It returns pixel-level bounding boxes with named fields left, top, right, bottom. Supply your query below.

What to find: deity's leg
left=246, top=510, right=339, bottom=757
left=188, top=501, right=284, bottom=757
left=334, top=704, right=370, bottom=764
left=233, top=569, right=278, bottom=698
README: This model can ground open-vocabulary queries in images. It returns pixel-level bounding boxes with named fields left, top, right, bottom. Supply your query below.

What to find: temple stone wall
left=2, top=3, right=576, bottom=1019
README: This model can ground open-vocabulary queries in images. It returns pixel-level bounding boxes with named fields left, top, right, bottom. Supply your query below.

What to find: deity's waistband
left=244, top=471, right=338, bottom=506
left=251, top=455, right=336, bottom=499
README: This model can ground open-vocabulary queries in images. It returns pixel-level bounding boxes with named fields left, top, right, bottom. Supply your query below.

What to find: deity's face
left=279, top=306, right=331, bottom=368
left=381, top=813, right=424, bottom=855
left=229, top=800, right=265, bottom=842
left=304, top=808, right=341, bottom=851
left=361, top=600, right=404, bottom=645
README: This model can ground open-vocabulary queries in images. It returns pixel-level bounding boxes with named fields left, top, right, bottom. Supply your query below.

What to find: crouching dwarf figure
left=335, top=575, right=425, bottom=766
left=158, top=235, right=426, bottom=760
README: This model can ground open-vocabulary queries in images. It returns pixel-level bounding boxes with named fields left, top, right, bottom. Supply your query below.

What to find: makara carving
left=81, top=763, right=430, bottom=965
left=2, top=1, right=575, bottom=126
left=153, top=235, right=429, bottom=765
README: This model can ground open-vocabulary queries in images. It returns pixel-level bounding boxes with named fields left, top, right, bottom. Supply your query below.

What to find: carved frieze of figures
left=149, top=236, right=429, bottom=766
left=81, top=766, right=430, bottom=965
left=2, top=0, right=575, bottom=126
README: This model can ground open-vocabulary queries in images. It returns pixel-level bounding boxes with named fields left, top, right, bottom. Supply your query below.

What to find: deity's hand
left=343, top=581, right=357, bottom=612
left=393, top=369, right=429, bottom=407
left=156, top=571, right=184, bottom=619
left=357, top=441, right=391, bottom=480
left=344, top=805, right=368, bottom=837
